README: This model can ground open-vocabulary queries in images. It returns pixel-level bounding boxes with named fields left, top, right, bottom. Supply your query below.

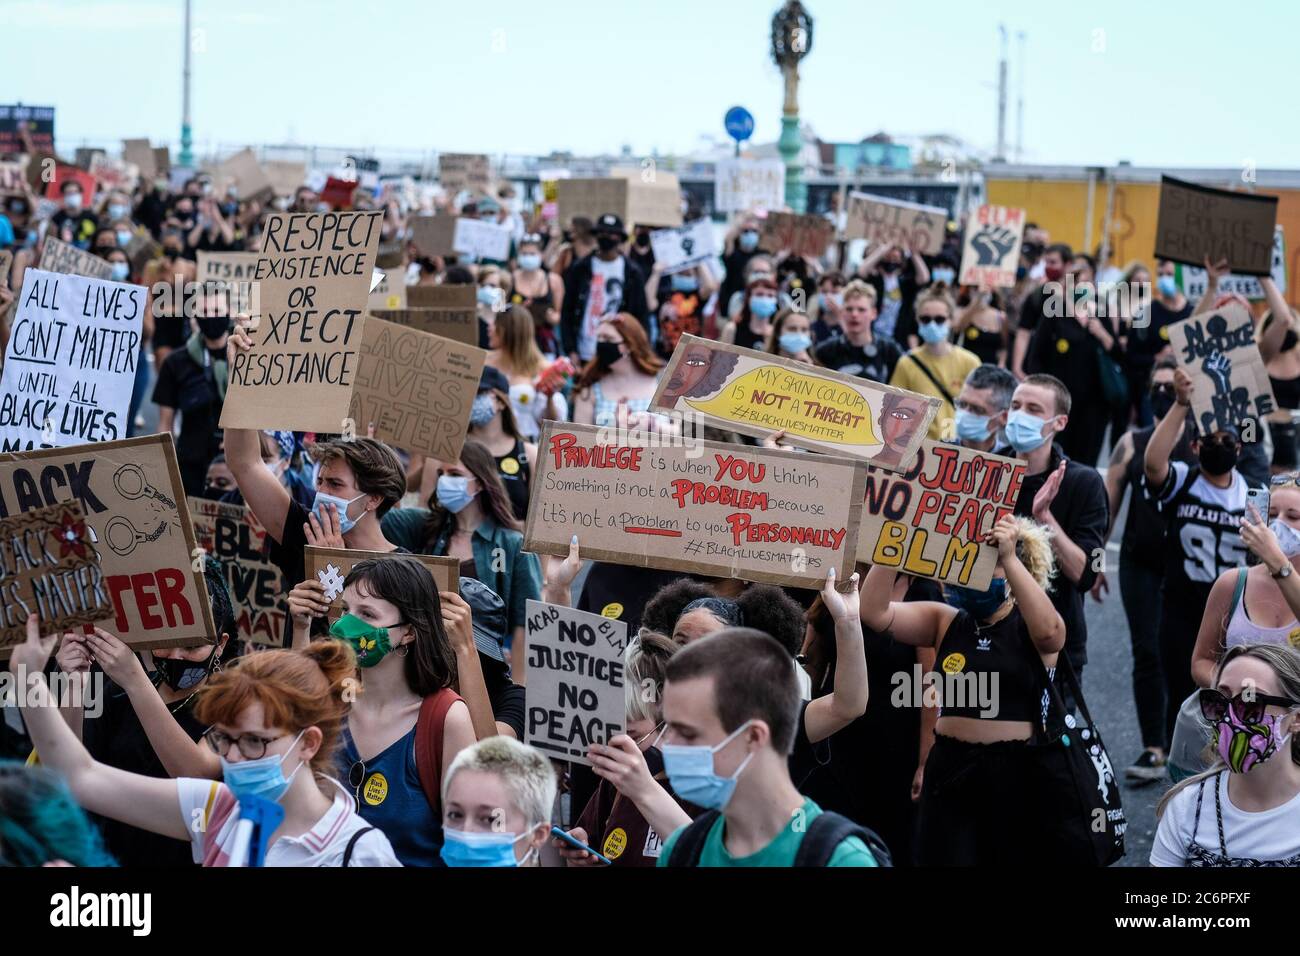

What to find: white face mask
left=1270, top=518, right=1300, bottom=557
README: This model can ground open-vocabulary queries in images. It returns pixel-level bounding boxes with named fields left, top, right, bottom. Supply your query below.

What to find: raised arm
left=1145, top=367, right=1192, bottom=490
left=988, top=516, right=1065, bottom=653
left=1258, top=277, right=1293, bottom=365
left=587, top=736, right=692, bottom=838
left=440, top=590, right=509, bottom=740
left=860, top=563, right=952, bottom=646
left=224, top=318, right=292, bottom=541
left=541, top=535, right=582, bottom=607
left=803, top=570, right=867, bottom=743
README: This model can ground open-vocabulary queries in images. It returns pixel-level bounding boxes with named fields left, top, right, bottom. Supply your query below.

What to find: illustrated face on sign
left=443, top=769, right=543, bottom=861
left=665, top=345, right=738, bottom=401
left=878, top=394, right=929, bottom=458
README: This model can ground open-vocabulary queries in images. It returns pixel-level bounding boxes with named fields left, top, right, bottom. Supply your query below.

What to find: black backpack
left=665, top=810, right=893, bottom=868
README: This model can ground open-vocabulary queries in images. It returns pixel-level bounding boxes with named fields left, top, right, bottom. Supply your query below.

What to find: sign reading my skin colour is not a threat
left=524, top=421, right=866, bottom=590
left=220, top=210, right=384, bottom=434
left=651, top=335, right=939, bottom=473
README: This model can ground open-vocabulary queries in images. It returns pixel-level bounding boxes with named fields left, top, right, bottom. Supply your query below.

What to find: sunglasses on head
left=1198, top=688, right=1298, bottom=724
left=1271, top=474, right=1300, bottom=487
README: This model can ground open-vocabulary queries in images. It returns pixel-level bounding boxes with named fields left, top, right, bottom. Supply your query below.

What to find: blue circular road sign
left=724, top=106, right=754, bottom=143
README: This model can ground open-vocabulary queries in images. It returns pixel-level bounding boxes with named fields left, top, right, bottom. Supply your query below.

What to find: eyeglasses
left=1198, top=688, right=1299, bottom=724
left=204, top=729, right=292, bottom=761
left=1271, top=474, right=1300, bottom=487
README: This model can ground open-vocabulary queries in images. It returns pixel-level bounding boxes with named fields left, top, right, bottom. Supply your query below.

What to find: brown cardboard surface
left=1155, top=175, right=1279, bottom=276
left=305, top=546, right=458, bottom=618
left=370, top=307, right=478, bottom=346
left=39, top=237, right=114, bottom=280
left=1166, top=303, right=1277, bottom=435
left=844, top=192, right=947, bottom=254
left=188, top=498, right=288, bottom=648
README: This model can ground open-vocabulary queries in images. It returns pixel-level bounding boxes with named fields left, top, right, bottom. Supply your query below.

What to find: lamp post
left=179, top=0, right=193, bottom=168
left=771, top=1, right=813, bottom=213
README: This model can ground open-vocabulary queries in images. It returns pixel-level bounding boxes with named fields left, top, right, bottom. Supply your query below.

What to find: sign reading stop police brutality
left=221, top=211, right=383, bottom=433
left=525, top=422, right=866, bottom=589
left=525, top=599, right=627, bottom=766
left=187, top=498, right=287, bottom=648
left=959, top=205, right=1025, bottom=288
left=0, top=434, right=214, bottom=655
left=856, top=440, right=1026, bottom=590
left=651, top=335, right=938, bottom=471
left=0, top=269, right=144, bottom=451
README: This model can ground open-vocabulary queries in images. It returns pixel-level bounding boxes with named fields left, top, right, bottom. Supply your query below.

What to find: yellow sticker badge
left=603, top=828, right=628, bottom=860
left=363, top=772, right=389, bottom=806
left=499, top=456, right=521, bottom=476
left=942, top=653, right=966, bottom=674
left=601, top=602, right=624, bottom=620
left=1289, top=627, right=1300, bottom=649
left=1055, top=339, right=1069, bottom=354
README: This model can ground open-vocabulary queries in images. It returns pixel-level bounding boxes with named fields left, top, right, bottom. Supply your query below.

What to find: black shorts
left=152, top=316, right=189, bottom=350
left=1272, top=419, right=1297, bottom=469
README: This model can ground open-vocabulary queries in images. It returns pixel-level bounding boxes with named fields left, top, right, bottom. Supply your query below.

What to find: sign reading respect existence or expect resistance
left=524, top=599, right=627, bottom=766
left=220, top=211, right=383, bottom=434
left=188, top=498, right=287, bottom=648
left=0, top=269, right=145, bottom=451
left=651, top=336, right=939, bottom=472
left=0, top=434, right=214, bottom=658
left=1166, top=303, right=1277, bottom=437
left=524, top=422, right=867, bottom=589
left=856, top=440, right=1026, bottom=590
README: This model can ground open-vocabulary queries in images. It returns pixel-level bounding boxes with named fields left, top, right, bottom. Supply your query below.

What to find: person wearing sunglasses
left=10, top=619, right=400, bottom=867
left=1152, top=643, right=1300, bottom=866
left=888, top=286, right=980, bottom=442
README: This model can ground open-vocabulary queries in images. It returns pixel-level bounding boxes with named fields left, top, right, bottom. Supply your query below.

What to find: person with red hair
left=571, top=313, right=666, bottom=428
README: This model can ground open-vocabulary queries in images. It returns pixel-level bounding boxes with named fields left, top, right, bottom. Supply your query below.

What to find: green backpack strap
left=1229, top=567, right=1249, bottom=620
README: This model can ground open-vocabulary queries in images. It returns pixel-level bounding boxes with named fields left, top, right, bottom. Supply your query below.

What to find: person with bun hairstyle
left=11, top=621, right=401, bottom=867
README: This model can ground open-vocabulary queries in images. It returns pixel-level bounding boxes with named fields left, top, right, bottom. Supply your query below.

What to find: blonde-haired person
left=860, top=514, right=1066, bottom=865
left=1152, top=644, right=1300, bottom=866
left=888, top=285, right=980, bottom=441
left=768, top=307, right=817, bottom=366
left=440, top=736, right=556, bottom=867
left=486, top=304, right=567, bottom=440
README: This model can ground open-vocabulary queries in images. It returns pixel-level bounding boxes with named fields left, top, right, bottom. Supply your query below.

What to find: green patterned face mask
left=330, top=613, right=399, bottom=668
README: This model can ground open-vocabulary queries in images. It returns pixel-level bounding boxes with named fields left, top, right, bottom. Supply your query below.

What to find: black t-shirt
left=1127, top=298, right=1192, bottom=371
left=1017, top=284, right=1050, bottom=336
left=491, top=680, right=527, bottom=740
left=50, top=209, right=98, bottom=247
left=812, top=335, right=902, bottom=384
left=269, top=498, right=310, bottom=590
left=151, top=345, right=225, bottom=471
left=82, top=675, right=205, bottom=867
left=576, top=562, right=684, bottom=635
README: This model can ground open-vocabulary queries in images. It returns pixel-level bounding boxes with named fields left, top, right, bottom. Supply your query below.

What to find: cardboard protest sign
left=959, top=204, right=1025, bottom=288
left=555, top=177, right=682, bottom=229
left=438, top=153, right=491, bottom=194
left=0, top=251, right=11, bottom=287
left=1166, top=303, right=1277, bottom=436
left=1176, top=226, right=1286, bottom=301
left=409, top=215, right=457, bottom=258
left=89, top=154, right=138, bottom=194
left=0, top=434, right=214, bottom=653
left=38, top=237, right=115, bottom=281
left=714, top=158, right=785, bottom=213
left=305, top=546, right=458, bottom=616
left=367, top=267, right=407, bottom=311
left=212, top=148, right=274, bottom=203
left=651, top=335, right=938, bottom=471
left=196, top=250, right=259, bottom=314
left=122, top=139, right=155, bottom=181
left=263, top=160, right=306, bottom=198
left=0, top=500, right=113, bottom=658
left=0, top=269, right=145, bottom=450
left=0, top=159, right=26, bottom=197
left=855, top=440, right=1025, bottom=590
left=220, top=210, right=384, bottom=433
left=1155, top=176, right=1278, bottom=277
left=152, top=147, right=171, bottom=176
left=524, top=599, right=627, bottom=765
left=760, top=212, right=835, bottom=259
left=43, top=164, right=98, bottom=204
left=405, top=282, right=476, bottom=310
left=187, top=498, right=288, bottom=648
left=845, top=192, right=947, bottom=255
left=349, top=316, right=487, bottom=461
left=453, top=218, right=512, bottom=262
left=649, top=220, right=718, bottom=274
left=370, top=307, right=478, bottom=346
left=525, top=421, right=867, bottom=589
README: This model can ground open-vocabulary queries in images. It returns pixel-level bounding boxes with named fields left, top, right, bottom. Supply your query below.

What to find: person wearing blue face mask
left=952, top=363, right=1016, bottom=453
left=767, top=308, right=816, bottom=365
left=719, top=217, right=769, bottom=321
left=440, top=736, right=555, bottom=867
left=721, top=277, right=781, bottom=352
left=889, top=287, right=980, bottom=441
left=657, top=627, right=883, bottom=867
left=509, top=234, right=564, bottom=357
left=861, top=515, right=1070, bottom=865
left=810, top=271, right=846, bottom=343
left=647, top=262, right=717, bottom=359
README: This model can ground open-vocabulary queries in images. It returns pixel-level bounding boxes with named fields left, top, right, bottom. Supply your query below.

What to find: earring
left=394, top=643, right=410, bottom=658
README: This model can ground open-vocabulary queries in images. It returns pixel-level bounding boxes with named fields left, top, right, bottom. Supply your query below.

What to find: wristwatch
left=1271, top=563, right=1293, bottom=580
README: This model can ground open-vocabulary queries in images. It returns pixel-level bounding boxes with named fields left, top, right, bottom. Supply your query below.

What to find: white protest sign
left=714, top=158, right=785, bottom=213
left=1177, top=226, right=1287, bottom=301
left=524, top=599, right=627, bottom=766
left=0, top=269, right=145, bottom=450
left=452, top=217, right=512, bottom=261
left=650, top=220, right=718, bottom=274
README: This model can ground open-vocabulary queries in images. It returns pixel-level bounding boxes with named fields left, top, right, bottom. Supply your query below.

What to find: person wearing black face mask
left=629, top=227, right=655, bottom=278
left=1144, top=366, right=1264, bottom=758
left=152, top=288, right=232, bottom=496
left=560, top=213, right=649, bottom=365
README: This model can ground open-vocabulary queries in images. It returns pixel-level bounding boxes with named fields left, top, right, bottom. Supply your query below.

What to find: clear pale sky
left=2, top=0, right=1292, bottom=168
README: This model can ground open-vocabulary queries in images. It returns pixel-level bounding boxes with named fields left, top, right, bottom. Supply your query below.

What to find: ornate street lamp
left=771, top=1, right=813, bottom=213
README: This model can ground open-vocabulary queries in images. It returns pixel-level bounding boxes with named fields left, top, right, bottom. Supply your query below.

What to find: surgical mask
left=779, top=332, right=812, bottom=354
left=477, top=285, right=502, bottom=308
left=440, top=826, right=538, bottom=867
left=116, top=229, right=133, bottom=247
left=1044, top=264, right=1065, bottom=282
left=1197, top=440, right=1239, bottom=477
left=311, top=490, right=367, bottom=535
left=943, top=579, right=1008, bottom=620
left=436, top=475, right=476, bottom=514
left=469, top=393, right=498, bottom=427
left=595, top=340, right=624, bottom=369
left=1215, top=707, right=1296, bottom=774
left=918, top=320, right=950, bottom=344
left=932, top=267, right=956, bottom=285
left=1004, top=409, right=1051, bottom=453
left=1270, top=519, right=1300, bottom=558
left=220, top=731, right=305, bottom=803
left=518, top=253, right=542, bottom=271
left=1156, top=275, right=1178, bottom=298
left=63, top=193, right=83, bottom=212
left=670, top=273, right=698, bottom=293
left=739, top=231, right=759, bottom=252
left=110, top=262, right=130, bottom=282
left=661, top=719, right=755, bottom=811
left=749, top=296, right=777, bottom=319
left=329, top=613, right=399, bottom=668
left=955, top=408, right=993, bottom=442
left=108, top=203, right=129, bottom=221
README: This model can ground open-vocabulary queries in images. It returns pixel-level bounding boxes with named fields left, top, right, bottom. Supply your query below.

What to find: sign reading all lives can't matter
left=524, top=421, right=866, bottom=589
left=220, top=211, right=383, bottom=434
left=524, top=599, right=627, bottom=766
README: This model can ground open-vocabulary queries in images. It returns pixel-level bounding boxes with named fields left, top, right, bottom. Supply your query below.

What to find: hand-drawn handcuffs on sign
left=105, top=516, right=169, bottom=557
left=113, top=463, right=176, bottom=509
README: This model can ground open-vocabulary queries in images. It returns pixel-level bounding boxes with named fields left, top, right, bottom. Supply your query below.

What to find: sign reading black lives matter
left=524, top=599, right=627, bottom=766
left=0, top=269, right=144, bottom=451
left=220, top=211, right=383, bottom=433
left=1166, top=303, right=1277, bottom=437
